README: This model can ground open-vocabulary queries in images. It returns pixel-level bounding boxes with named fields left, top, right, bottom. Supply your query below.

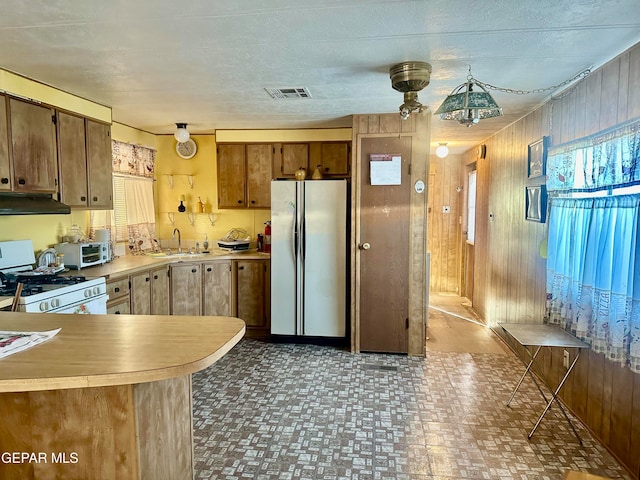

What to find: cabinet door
left=57, top=111, right=89, bottom=207
left=320, top=142, right=350, bottom=175
left=217, top=144, right=246, bottom=208
left=202, top=261, right=232, bottom=316
left=0, top=95, right=11, bottom=191
left=236, top=260, right=269, bottom=328
left=171, top=263, right=202, bottom=316
left=131, top=271, right=151, bottom=315
left=281, top=143, right=309, bottom=176
left=107, top=297, right=131, bottom=315
left=150, top=265, right=170, bottom=315
left=246, top=144, right=272, bottom=208
left=9, top=98, right=57, bottom=192
left=86, top=119, right=113, bottom=209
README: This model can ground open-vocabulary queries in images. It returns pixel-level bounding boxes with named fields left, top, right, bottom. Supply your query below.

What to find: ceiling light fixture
left=434, top=67, right=502, bottom=127
left=389, top=61, right=432, bottom=120
left=174, top=123, right=190, bottom=143
left=435, top=143, right=449, bottom=158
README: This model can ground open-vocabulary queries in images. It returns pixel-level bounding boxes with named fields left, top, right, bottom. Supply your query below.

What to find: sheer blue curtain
left=546, top=195, right=640, bottom=372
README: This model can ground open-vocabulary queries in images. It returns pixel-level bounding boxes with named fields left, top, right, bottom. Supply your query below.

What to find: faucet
left=172, top=228, right=182, bottom=253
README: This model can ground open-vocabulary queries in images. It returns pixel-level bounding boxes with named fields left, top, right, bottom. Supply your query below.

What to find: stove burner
left=0, top=274, right=87, bottom=297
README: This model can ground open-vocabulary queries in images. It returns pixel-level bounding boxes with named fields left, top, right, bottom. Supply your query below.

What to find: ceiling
left=1, top=1, right=639, bottom=154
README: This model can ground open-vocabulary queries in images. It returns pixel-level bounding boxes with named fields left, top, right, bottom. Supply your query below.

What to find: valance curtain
left=546, top=117, right=640, bottom=192
left=90, top=140, right=157, bottom=253
left=546, top=195, right=640, bottom=372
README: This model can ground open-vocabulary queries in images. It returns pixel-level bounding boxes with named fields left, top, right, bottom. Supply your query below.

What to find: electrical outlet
left=563, top=349, right=570, bottom=369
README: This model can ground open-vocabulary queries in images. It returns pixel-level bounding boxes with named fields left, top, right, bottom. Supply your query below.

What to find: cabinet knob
left=239, top=266, right=244, bottom=270
left=251, top=200, right=256, bottom=204
left=80, top=196, right=86, bottom=201
left=154, top=275, right=159, bottom=279
left=115, top=310, right=121, bottom=314
left=93, top=196, right=98, bottom=202
left=145, top=277, right=150, bottom=282
left=18, top=178, right=26, bottom=185
left=114, top=287, right=120, bottom=293
left=237, top=200, right=243, bottom=204
left=191, top=268, right=197, bottom=273
left=207, top=267, right=212, bottom=272
left=0, top=178, right=8, bottom=184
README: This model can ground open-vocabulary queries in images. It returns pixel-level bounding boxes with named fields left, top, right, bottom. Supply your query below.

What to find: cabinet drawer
left=107, top=296, right=130, bottom=315
left=107, top=277, right=130, bottom=299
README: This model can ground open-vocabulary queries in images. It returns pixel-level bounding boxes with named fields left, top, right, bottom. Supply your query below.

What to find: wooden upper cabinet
left=9, top=97, right=57, bottom=193
left=86, top=119, right=113, bottom=209
left=217, top=144, right=246, bottom=208
left=57, top=111, right=89, bottom=207
left=317, top=142, right=350, bottom=175
left=246, top=144, right=272, bottom=208
left=0, top=95, right=10, bottom=191
left=281, top=143, right=309, bottom=176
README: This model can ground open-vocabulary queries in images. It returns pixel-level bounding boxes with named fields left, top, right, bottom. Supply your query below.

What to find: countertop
left=0, top=312, right=245, bottom=393
left=80, top=249, right=270, bottom=279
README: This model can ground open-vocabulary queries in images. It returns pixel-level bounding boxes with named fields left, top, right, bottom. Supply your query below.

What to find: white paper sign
left=370, top=154, right=402, bottom=185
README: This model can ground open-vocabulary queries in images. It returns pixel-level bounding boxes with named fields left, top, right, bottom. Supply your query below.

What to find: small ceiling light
left=435, top=143, right=449, bottom=158
left=434, top=66, right=502, bottom=127
left=174, top=123, right=190, bottom=143
left=389, top=61, right=432, bottom=120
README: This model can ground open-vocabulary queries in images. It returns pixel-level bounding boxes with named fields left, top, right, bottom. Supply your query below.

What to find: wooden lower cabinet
left=234, top=259, right=270, bottom=333
left=106, top=276, right=130, bottom=315
left=130, top=271, right=152, bottom=315
left=150, top=266, right=170, bottom=315
left=170, top=263, right=202, bottom=316
left=202, top=260, right=232, bottom=316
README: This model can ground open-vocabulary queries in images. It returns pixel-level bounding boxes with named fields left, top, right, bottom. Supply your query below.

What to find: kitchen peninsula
left=0, top=312, right=245, bottom=480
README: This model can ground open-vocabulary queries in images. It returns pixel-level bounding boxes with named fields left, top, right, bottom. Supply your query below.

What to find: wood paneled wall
left=467, top=42, right=640, bottom=477
left=427, top=153, right=464, bottom=293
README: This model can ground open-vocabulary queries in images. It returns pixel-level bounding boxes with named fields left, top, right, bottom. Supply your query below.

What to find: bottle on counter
left=257, top=234, right=264, bottom=252
left=203, top=234, right=209, bottom=252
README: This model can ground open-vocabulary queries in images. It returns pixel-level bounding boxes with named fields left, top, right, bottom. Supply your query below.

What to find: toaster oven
left=54, top=242, right=109, bottom=269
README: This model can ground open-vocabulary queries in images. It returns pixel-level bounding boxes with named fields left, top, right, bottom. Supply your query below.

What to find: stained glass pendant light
left=435, top=67, right=502, bottom=127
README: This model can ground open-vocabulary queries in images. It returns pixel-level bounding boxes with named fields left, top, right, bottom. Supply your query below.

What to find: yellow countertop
left=0, top=312, right=245, bottom=393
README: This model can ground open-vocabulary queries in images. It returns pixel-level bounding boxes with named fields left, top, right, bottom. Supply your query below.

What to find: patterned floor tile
left=192, top=334, right=631, bottom=480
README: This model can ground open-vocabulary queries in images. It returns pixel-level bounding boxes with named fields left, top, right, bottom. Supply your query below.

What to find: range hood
left=0, top=193, right=71, bottom=215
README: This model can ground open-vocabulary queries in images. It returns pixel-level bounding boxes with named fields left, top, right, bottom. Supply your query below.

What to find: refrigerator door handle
left=291, top=215, right=297, bottom=261
left=301, top=215, right=306, bottom=259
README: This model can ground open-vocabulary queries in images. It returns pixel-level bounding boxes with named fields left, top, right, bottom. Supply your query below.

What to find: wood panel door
left=246, top=144, right=272, bottom=208
left=131, top=271, right=151, bottom=315
left=358, top=136, right=412, bottom=353
left=236, top=260, right=268, bottom=328
left=150, top=266, right=170, bottom=315
left=202, top=260, right=232, bottom=316
left=171, top=263, right=202, bottom=316
left=0, top=95, right=11, bottom=191
left=57, top=111, right=88, bottom=207
left=9, top=98, right=57, bottom=192
left=86, top=119, right=113, bottom=209
left=281, top=143, right=309, bottom=175
left=217, top=144, right=246, bottom=208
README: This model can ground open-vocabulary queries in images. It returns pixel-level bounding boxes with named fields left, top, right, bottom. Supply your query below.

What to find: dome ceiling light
left=435, top=143, right=449, bottom=158
left=174, top=123, right=190, bottom=142
left=389, top=61, right=432, bottom=120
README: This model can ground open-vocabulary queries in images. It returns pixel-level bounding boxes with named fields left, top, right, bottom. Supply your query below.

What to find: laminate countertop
left=0, top=312, right=245, bottom=393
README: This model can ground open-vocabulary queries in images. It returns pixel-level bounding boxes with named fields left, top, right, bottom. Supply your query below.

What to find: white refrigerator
left=270, top=180, right=347, bottom=337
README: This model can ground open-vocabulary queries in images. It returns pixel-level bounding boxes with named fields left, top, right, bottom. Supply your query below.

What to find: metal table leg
left=507, top=345, right=542, bottom=407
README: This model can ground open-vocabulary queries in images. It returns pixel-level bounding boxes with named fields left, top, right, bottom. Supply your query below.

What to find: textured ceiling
left=1, top=0, right=639, bottom=154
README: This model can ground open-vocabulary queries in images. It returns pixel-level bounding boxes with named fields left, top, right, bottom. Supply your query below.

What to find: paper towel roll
left=95, top=229, right=110, bottom=243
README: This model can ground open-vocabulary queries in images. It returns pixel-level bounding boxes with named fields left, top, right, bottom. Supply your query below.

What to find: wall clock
left=176, top=138, right=197, bottom=159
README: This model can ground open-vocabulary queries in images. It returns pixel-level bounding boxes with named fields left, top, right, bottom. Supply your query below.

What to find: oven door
left=51, top=294, right=108, bottom=314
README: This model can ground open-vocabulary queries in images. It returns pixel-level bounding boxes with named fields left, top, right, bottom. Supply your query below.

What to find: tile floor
left=192, top=300, right=631, bottom=480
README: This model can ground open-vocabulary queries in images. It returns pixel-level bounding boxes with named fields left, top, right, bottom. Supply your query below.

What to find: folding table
left=498, top=323, right=590, bottom=444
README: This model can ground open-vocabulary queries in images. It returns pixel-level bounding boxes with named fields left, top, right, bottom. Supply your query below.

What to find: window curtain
left=547, top=117, right=640, bottom=192
left=90, top=140, right=156, bottom=254
left=546, top=195, right=640, bottom=372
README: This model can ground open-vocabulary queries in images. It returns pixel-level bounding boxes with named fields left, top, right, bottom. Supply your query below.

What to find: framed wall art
left=525, top=185, right=548, bottom=223
left=527, top=136, right=549, bottom=179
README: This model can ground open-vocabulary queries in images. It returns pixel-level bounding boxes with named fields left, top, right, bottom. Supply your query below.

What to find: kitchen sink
left=145, top=251, right=208, bottom=259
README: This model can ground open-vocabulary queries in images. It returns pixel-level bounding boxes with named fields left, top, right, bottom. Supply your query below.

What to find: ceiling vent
left=265, top=87, right=312, bottom=99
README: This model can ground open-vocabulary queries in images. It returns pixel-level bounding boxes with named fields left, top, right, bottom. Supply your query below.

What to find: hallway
left=191, top=302, right=630, bottom=479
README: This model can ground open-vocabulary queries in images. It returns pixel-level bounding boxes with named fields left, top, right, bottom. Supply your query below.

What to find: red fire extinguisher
left=264, top=221, right=271, bottom=254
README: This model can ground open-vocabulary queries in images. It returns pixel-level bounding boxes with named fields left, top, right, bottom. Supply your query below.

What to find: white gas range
left=0, top=240, right=108, bottom=314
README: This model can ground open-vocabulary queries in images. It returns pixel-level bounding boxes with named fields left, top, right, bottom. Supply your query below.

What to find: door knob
left=359, top=242, right=371, bottom=250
